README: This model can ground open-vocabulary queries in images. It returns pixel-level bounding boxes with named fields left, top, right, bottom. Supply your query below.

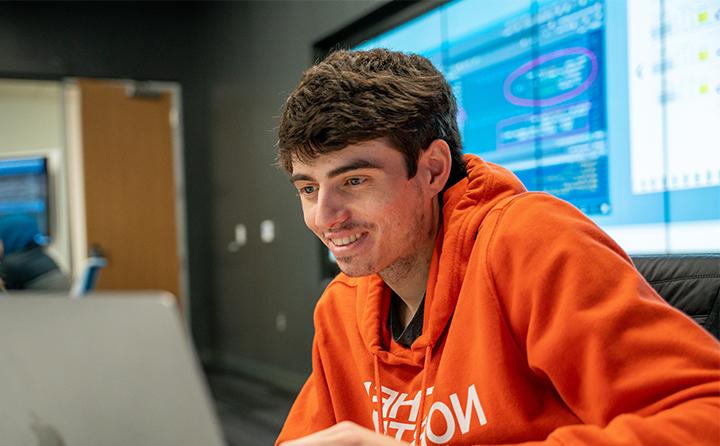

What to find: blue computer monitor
left=0, top=156, right=51, bottom=243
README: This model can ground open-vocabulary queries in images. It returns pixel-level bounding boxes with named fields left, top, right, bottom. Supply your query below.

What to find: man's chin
left=335, top=258, right=375, bottom=277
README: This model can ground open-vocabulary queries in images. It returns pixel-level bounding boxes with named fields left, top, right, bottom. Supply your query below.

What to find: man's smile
left=325, top=232, right=370, bottom=256
left=329, top=232, right=363, bottom=246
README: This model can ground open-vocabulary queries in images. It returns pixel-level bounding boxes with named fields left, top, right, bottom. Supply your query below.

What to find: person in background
left=274, top=49, right=719, bottom=445
left=0, top=214, right=70, bottom=292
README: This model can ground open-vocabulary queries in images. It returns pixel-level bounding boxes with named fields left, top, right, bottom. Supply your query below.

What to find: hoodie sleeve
left=487, top=193, right=720, bottom=446
left=275, top=331, right=336, bottom=445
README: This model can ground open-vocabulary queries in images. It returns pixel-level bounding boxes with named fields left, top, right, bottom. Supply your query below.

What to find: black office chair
left=632, top=255, right=720, bottom=340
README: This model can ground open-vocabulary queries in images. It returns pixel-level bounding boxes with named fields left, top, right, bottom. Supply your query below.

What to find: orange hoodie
left=277, top=155, right=720, bottom=445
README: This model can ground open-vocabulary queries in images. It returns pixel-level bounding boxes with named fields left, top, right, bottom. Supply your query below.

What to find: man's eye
left=299, top=185, right=317, bottom=195
left=347, top=177, right=365, bottom=186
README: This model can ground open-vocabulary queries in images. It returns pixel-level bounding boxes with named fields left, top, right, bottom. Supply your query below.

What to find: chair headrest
left=632, top=255, right=720, bottom=339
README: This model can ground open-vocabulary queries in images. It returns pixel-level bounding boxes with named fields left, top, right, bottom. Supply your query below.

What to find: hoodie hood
left=356, top=155, right=527, bottom=367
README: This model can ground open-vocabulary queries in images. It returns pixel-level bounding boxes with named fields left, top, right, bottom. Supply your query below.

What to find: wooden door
left=77, top=79, right=181, bottom=305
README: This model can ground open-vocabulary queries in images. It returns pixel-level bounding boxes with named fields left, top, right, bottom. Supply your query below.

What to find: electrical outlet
left=235, top=224, right=247, bottom=246
left=275, top=312, right=288, bottom=332
left=260, top=220, right=275, bottom=243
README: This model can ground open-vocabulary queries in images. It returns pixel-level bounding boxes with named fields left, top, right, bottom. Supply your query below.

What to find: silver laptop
left=0, top=292, right=225, bottom=446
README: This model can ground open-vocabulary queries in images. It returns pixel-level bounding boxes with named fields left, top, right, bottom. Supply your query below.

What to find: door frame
left=64, top=78, right=191, bottom=327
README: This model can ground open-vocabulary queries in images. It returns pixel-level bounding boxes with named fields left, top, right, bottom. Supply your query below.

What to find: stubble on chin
left=379, top=252, right=426, bottom=284
left=335, top=257, right=376, bottom=277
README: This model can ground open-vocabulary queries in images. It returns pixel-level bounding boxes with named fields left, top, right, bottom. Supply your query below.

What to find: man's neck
left=382, top=257, right=431, bottom=327
left=380, top=198, right=441, bottom=328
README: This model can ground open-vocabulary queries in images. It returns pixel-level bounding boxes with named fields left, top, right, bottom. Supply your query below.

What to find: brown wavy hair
left=277, top=48, right=466, bottom=187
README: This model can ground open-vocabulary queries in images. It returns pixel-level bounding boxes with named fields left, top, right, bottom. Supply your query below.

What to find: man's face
left=290, top=139, right=438, bottom=278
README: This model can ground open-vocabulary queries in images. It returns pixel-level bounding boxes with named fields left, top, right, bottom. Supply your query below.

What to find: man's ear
left=419, top=139, right=452, bottom=195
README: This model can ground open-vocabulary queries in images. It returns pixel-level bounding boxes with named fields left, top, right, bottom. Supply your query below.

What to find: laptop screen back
left=0, top=293, right=225, bottom=446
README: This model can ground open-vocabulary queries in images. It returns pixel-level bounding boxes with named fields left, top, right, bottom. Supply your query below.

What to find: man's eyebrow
left=327, top=159, right=382, bottom=178
left=289, top=173, right=313, bottom=183
left=290, top=159, right=382, bottom=183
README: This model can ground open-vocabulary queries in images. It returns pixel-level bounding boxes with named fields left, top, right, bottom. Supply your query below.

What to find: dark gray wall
left=202, top=1, right=384, bottom=390
left=0, top=1, right=216, bottom=352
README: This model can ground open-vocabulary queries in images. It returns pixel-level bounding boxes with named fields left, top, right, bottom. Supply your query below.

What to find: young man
left=275, top=49, right=720, bottom=445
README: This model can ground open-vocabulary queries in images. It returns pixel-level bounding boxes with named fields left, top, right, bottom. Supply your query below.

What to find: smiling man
left=275, top=49, right=720, bottom=446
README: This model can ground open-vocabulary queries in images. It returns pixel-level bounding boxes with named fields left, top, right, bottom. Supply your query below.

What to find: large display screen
left=353, top=0, right=720, bottom=254
left=0, top=156, right=50, bottom=242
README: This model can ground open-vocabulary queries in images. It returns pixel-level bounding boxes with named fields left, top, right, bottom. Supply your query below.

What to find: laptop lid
left=0, top=292, right=225, bottom=446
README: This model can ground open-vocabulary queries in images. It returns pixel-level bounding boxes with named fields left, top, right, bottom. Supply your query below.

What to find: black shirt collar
left=388, top=291, right=424, bottom=348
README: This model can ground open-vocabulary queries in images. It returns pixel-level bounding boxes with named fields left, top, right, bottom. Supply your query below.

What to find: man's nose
left=313, top=189, right=349, bottom=231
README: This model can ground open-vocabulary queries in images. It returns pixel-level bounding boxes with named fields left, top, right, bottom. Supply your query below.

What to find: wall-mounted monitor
left=0, top=156, right=51, bottom=243
left=316, top=0, right=720, bottom=278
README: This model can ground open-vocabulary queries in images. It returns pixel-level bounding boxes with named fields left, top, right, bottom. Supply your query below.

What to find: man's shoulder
left=464, top=191, right=612, bottom=265
left=488, top=191, right=593, bottom=233
left=483, top=191, right=627, bottom=264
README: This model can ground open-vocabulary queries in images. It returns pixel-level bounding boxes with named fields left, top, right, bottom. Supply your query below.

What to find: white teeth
left=331, top=233, right=361, bottom=246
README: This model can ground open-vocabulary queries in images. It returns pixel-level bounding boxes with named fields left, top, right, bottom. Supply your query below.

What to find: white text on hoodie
left=364, top=381, right=488, bottom=444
